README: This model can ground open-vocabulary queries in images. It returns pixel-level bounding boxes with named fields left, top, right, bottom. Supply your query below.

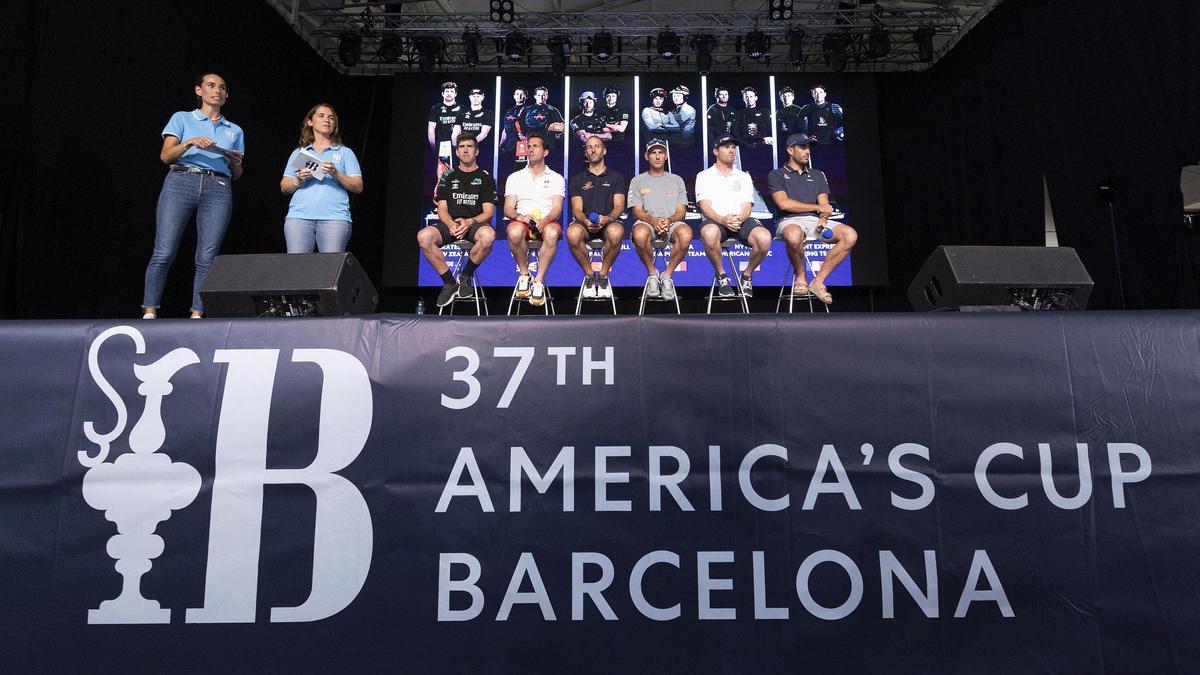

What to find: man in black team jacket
left=418, top=133, right=498, bottom=306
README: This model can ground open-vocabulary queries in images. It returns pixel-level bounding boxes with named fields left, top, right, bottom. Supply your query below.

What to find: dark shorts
left=571, top=219, right=626, bottom=241
left=428, top=220, right=492, bottom=245
left=703, top=217, right=769, bottom=245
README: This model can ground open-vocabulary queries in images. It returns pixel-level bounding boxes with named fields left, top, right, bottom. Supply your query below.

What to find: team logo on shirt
left=582, top=181, right=594, bottom=191
left=471, top=178, right=482, bottom=186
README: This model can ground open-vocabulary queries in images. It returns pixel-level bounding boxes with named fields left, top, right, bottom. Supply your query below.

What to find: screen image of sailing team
left=417, top=75, right=855, bottom=290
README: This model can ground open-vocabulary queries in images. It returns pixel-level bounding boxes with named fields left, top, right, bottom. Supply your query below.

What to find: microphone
left=588, top=211, right=600, bottom=224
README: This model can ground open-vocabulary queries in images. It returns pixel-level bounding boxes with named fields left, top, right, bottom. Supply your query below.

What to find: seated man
left=628, top=138, right=692, bottom=301
left=695, top=134, right=772, bottom=298
left=503, top=132, right=565, bottom=307
left=768, top=133, right=858, bottom=304
left=566, top=136, right=627, bottom=299
left=417, top=132, right=497, bottom=307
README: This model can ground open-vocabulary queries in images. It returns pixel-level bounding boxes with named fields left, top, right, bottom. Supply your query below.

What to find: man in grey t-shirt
left=628, top=138, right=693, bottom=300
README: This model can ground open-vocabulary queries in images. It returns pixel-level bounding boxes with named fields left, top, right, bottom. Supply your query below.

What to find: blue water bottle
left=416, top=297, right=425, bottom=315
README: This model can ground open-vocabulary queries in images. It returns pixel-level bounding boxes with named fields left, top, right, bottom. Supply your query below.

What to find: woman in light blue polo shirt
left=142, top=72, right=245, bottom=319
left=280, top=103, right=363, bottom=253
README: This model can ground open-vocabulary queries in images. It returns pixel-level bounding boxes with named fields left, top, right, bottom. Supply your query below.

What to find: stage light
left=787, top=29, right=804, bottom=65
left=548, top=36, right=571, bottom=76
left=822, top=33, right=849, bottom=71
left=338, top=32, right=362, bottom=68
left=504, top=31, right=528, bottom=61
left=869, top=27, right=890, bottom=58
left=913, top=27, right=935, bottom=62
left=691, top=35, right=716, bottom=75
left=378, top=36, right=402, bottom=64
left=657, top=30, right=680, bottom=59
left=414, top=37, right=443, bottom=75
left=744, top=30, right=769, bottom=60
left=463, top=29, right=480, bottom=67
left=591, top=31, right=613, bottom=61
left=768, top=0, right=793, bottom=21
left=489, top=0, right=514, bottom=24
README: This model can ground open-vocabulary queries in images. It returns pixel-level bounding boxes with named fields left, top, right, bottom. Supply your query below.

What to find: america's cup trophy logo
left=78, top=326, right=202, bottom=624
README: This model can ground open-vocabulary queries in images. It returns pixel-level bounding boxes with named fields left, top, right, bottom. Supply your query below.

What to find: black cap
left=469, top=87, right=484, bottom=95
left=786, top=133, right=817, bottom=147
left=645, top=138, right=668, bottom=152
left=711, top=134, right=740, bottom=149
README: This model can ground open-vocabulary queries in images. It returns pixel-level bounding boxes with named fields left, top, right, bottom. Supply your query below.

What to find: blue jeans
left=284, top=218, right=352, bottom=253
left=143, top=170, right=233, bottom=312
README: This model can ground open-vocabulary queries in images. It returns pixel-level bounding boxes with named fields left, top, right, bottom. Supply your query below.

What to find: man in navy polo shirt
left=767, top=133, right=858, bottom=304
left=566, top=136, right=627, bottom=298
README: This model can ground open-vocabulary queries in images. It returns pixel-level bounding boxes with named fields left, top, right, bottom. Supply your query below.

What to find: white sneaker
left=516, top=274, right=532, bottom=298
left=645, top=273, right=662, bottom=299
left=660, top=276, right=677, bottom=301
left=530, top=281, right=547, bottom=307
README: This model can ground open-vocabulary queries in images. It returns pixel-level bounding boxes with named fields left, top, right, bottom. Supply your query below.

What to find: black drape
left=878, top=0, right=1200, bottom=309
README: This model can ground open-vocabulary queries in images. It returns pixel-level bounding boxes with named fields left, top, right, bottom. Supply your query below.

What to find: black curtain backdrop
left=877, top=0, right=1200, bottom=310
left=1, top=1, right=391, bottom=319
left=3, top=0, right=1198, bottom=318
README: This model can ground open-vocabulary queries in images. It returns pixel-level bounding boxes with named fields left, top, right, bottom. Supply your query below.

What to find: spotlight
left=378, top=36, right=402, bottom=64
left=691, top=35, right=716, bottom=75
left=414, top=37, right=443, bottom=75
left=787, top=29, right=804, bottom=65
left=913, top=27, right=935, bottom=63
left=463, top=29, right=480, bottom=67
left=504, top=31, right=528, bottom=61
left=869, top=27, right=891, bottom=58
left=657, top=30, right=680, bottom=59
left=591, top=31, right=613, bottom=61
left=489, top=0, right=514, bottom=24
left=338, top=32, right=362, bottom=68
left=768, top=0, right=793, bottom=21
left=744, top=29, right=769, bottom=59
left=548, top=36, right=571, bottom=76
left=822, top=33, right=849, bottom=71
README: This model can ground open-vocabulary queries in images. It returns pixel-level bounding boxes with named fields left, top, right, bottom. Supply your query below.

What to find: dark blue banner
left=2, top=313, right=1198, bottom=671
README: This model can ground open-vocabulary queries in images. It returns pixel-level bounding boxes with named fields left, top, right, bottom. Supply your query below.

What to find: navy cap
left=785, top=133, right=817, bottom=147
left=645, top=138, right=668, bottom=152
left=711, top=133, right=740, bottom=149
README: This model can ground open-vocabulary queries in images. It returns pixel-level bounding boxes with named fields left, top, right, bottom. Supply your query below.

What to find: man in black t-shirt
left=499, top=86, right=528, bottom=158
left=571, top=91, right=611, bottom=145
left=706, top=86, right=736, bottom=138
left=734, top=86, right=773, bottom=148
left=566, top=136, right=627, bottom=298
left=427, top=81, right=463, bottom=152
left=777, top=86, right=804, bottom=135
left=798, top=83, right=845, bottom=144
left=458, top=87, right=494, bottom=145
left=418, top=133, right=498, bottom=306
left=598, top=86, right=630, bottom=143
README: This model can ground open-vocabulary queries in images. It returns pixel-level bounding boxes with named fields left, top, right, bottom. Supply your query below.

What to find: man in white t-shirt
left=503, top=132, right=565, bottom=307
left=695, top=134, right=772, bottom=298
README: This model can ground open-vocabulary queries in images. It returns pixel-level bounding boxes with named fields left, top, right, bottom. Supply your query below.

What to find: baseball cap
left=469, top=87, right=484, bottom=95
left=671, top=85, right=690, bottom=96
left=578, top=90, right=596, bottom=102
left=645, top=138, right=668, bottom=152
left=711, top=134, right=740, bottom=149
left=649, top=87, right=667, bottom=98
left=786, top=133, right=817, bottom=147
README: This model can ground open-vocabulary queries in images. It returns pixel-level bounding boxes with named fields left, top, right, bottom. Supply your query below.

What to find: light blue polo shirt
left=162, top=109, right=245, bottom=174
left=282, top=145, right=363, bottom=222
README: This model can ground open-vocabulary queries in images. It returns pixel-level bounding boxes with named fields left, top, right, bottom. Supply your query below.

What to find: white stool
left=575, top=238, right=617, bottom=315
left=706, top=239, right=750, bottom=314
left=507, top=240, right=555, bottom=315
left=775, top=234, right=830, bottom=314
left=638, top=239, right=681, bottom=315
left=438, top=240, right=488, bottom=316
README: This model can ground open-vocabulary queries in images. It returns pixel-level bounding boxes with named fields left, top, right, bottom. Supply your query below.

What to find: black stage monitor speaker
left=908, top=246, right=1093, bottom=311
left=200, top=252, right=378, bottom=317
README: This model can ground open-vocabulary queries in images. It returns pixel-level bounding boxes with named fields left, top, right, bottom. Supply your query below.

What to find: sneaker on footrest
left=717, top=276, right=735, bottom=297
left=740, top=276, right=754, bottom=298
left=516, top=274, right=532, bottom=298
left=437, top=281, right=458, bottom=307
left=645, top=273, right=661, bottom=299
left=456, top=272, right=474, bottom=299
left=583, top=273, right=597, bottom=299
left=597, top=274, right=612, bottom=299
left=660, top=276, right=676, bottom=301
left=530, top=281, right=547, bottom=307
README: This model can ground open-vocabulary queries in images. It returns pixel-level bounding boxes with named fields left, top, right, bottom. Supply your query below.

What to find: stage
left=1, top=311, right=1198, bottom=670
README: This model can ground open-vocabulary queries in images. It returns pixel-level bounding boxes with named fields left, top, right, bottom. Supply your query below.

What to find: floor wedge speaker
left=200, top=252, right=378, bottom=317
left=908, top=246, right=1093, bottom=311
